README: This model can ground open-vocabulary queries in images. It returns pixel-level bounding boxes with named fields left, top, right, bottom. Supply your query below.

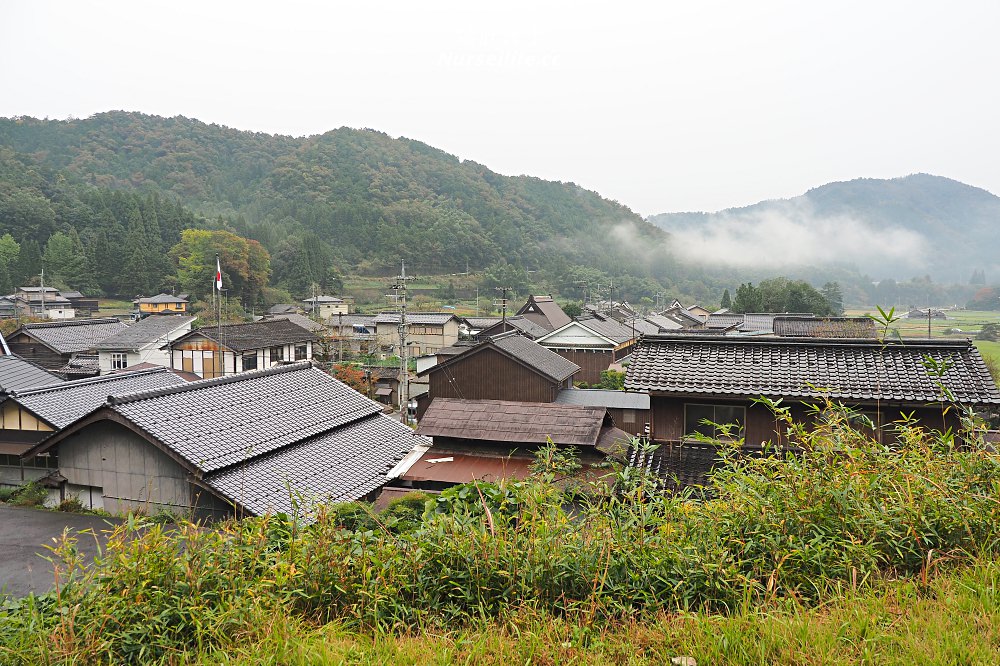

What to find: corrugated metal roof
left=625, top=334, right=1000, bottom=404
left=555, top=388, right=650, bottom=410
left=400, top=450, right=534, bottom=484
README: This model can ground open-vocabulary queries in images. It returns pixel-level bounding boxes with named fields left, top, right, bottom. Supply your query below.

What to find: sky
left=1, top=1, right=998, bottom=216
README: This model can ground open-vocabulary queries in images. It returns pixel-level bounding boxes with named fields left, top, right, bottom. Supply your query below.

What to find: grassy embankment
left=2, top=401, right=999, bottom=664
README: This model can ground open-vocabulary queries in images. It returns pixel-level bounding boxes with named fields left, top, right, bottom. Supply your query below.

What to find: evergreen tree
left=821, top=281, right=844, bottom=316
left=731, top=282, right=762, bottom=313
left=13, top=239, right=42, bottom=286
left=720, top=288, right=731, bottom=309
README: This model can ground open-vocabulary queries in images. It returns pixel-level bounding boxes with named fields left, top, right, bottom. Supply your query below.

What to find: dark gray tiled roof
left=263, top=313, right=327, bottom=333
left=329, top=314, right=377, bottom=327
left=18, top=318, right=128, bottom=354
left=772, top=317, right=876, bottom=339
left=107, top=363, right=387, bottom=473
left=58, top=354, right=101, bottom=377
left=206, top=413, right=420, bottom=515
left=138, top=293, right=188, bottom=304
left=706, top=313, right=744, bottom=329
left=577, top=317, right=640, bottom=344
left=268, top=304, right=300, bottom=315
left=462, top=317, right=502, bottom=330
left=10, top=368, right=185, bottom=428
left=93, top=316, right=195, bottom=351
left=480, top=315, right=552, bottom=340
left=178, top=319, right=317, bottom=353
left=555, top=388, right=650, bottom=410
left=625, top=334, right=1000, bottom=404
left=0, top=355, right=63, bottom=393
left=491, top=334, right=581, bottom=382
left=517, top=296, right=572, bottom=331
left=374, top=312, right=456, bottom=325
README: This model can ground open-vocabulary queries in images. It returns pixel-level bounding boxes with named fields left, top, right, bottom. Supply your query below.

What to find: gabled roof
left=14, top=318, right=128, bottom=354
left=329, top=314, right=377, bottom=327
left=538, top=318, right=638, bottom=348
left=302, top=295, right=344, bottom=304
left=173, top=319, right=317, bottom=353
left=555, top=388, right=650, bottom=410
left=644, top=314, right=684, bottom=332
left=417, top=398, right=627, bottom=448
left=263, top=313, right=327, bottom=333
left=625, top=334, right=1000, bottom=404
left=7, top=368, right=185, bottom=429
left=137, top=293, right=188, bottom=304
left=0, top=355, right=63, bottom=393
left=772, top=316, right=876, bottom=339
left=461, top=316, right=502, bottom=330
left=418, top=334, right=580, bottom=383
left=28, top=362, right=428, bottom=517
left=479, top=315, right=550, bottom=340
left=93, top=316, right=195, bottom=351
left=516, top=295, right=572, bottom=331
left=268, top=304, right=300, bottom=315
left=374, top=312, right=457, bottom=325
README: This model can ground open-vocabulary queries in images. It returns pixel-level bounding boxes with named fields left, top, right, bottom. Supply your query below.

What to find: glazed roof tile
left=624, top=334, right=1000, bottom=404
left=10, top=368, right=185, bottom=428
left=0, top=355, right=63, bottom=393
left=17, top=318, right=128, bottom=354
left=93, top=316, right=195, bottom=351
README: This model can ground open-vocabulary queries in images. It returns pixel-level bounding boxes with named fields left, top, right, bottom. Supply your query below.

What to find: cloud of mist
left=658, top=200, right=930, bottom=270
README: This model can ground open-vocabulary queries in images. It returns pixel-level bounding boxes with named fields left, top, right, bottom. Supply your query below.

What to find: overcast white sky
left=1, top=1, right=997, bottom=216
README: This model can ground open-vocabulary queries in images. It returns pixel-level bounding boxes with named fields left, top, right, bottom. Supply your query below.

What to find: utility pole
left=39, top=269, right=46, bottom=318
left=388, top=259, right=415, bottom=421
left=493, top=286, right=511, bottom=331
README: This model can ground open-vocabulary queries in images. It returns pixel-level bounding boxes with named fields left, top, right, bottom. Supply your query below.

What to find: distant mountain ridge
left=648, top=174, right=1000, bottom=283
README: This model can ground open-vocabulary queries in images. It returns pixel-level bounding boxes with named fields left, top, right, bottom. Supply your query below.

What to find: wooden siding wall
left=650, top=396, right=965, bottom=445
left=7, top=340, right=67, bottom=371
left=606, top=407, right=651, bottom=439
left=549, top=348, right=613, bottom=385
left=423, top=348, right=559, bottom=417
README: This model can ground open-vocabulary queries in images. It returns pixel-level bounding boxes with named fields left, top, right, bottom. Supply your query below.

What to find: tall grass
left=2, top=403, right=999, bottom=664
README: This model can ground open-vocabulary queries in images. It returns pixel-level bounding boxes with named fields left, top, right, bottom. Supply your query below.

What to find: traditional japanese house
left=535, top=315, right=640, bottom=385
left=373, top=312, right=460, bottom=357
left=476, top=315, right=550, bottom=340
left=515, top=295, right=572, bottom=332
left=415, top=333, right=580, bottom=418
left=94, top=315, right=195, bottom=374
left=24, top=362, right=428, bottom=520
left=6, top=318, right=128, bottom=377
left=554, top=387, right=651, bottom=438
left=168, top=318, right=317, bottom=379
left=396, top=398, right=629, bottom=489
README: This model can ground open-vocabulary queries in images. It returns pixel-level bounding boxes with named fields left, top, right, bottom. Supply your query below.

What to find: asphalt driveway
left=0, top=505, right=122, bottom=599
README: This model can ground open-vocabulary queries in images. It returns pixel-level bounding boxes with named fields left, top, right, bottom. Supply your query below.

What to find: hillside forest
left=0, top=112, right=991, bottom=311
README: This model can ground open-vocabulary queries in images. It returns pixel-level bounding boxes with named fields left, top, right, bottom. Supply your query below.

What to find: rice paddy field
left=847, top=308, right=1000, bottom=365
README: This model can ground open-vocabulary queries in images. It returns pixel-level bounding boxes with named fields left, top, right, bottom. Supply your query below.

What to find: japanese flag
left=215, top=256, right=223, bottom=291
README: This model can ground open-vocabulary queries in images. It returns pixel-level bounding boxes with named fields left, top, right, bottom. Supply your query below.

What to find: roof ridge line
left=107, top=360, right=317, bottom=406
left=9, top=366, right=169, bottom=397
left=22, top=317, right=122, bottom=329
left=642, top=333, right=974, bottom=347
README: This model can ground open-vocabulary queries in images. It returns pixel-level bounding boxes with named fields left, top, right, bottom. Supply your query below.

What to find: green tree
left=821, top=281, right=844, bottom=316
left=720, top=288, right=732, bottom=309
left=731, top=282, right=762, bottom=313
left=171, top=228, right=271, bottom=304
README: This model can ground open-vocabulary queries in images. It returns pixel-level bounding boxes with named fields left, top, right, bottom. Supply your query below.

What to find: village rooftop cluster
left=1, top=285, right=998, bottom=521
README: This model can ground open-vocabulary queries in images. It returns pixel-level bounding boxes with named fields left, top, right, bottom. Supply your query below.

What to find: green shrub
left=9, top=482, right=47, bottom=508
left=57, top=496, right=85, bottom=513
left=379, top=491, right=432, bottom=534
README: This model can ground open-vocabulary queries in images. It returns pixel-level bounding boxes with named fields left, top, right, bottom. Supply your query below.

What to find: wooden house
left=515, top=295, right=572, bottom=332
left=168, top=318, right=317, bottom=379
left=134, top=293, right=189, bottom=317
left=1, top=367, right=183, bottom=490
left=23, top=362, right=428, bottom=520
left=93, top=315, right=195, bottom=374
left=397, top=398, right=629, bottom=489
left=13, top=287, right=75, bottom=319
left=415, top=333, right=580, bottom=418
left=58, top=291, right=100, bottom=317
left=535, top=315, right=639, bottom=385
left=554, top=388, right=650, bottom=439
left=476, top=315, right=550, bottom=340
left=6, top=318, right=128, bottom=377
left=626, top=334, right=1000, bottom=447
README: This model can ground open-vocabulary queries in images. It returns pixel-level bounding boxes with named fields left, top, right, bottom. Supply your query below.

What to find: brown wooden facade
left=648, top=394, right=963, bottom=446
left=549, top=343, right=634, bottom=386
left=6, top=335, right=67, bottom=372
left=419, top=346, right=572, bottom=418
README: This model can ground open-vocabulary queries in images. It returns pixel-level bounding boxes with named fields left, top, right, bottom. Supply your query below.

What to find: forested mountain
left=648, top=174, right=1000, bottom=285
left=0, top=112, right=679, bottom=301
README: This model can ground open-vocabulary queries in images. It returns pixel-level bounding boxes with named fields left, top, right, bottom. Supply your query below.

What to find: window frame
left=110, top=352, right=128, bottom=370
left=683, top=403, right=746, bottom=440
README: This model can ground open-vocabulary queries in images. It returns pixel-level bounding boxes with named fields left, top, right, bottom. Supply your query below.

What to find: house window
left=269, top=347, right=282, bottom=364
left=111, top=352, right=128, bottom=370
left=294, top=344, right=308, bottom=361
left=242, top=354, right=258, bottom=372
left=684, top=404, right=745, bottom=440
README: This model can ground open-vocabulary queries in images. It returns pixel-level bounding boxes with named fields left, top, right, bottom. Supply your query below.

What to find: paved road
left=0, top=505, right=122, bottom=599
